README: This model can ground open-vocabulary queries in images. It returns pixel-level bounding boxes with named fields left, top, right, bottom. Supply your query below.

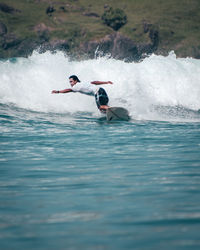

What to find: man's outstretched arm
left=51, top=89, right=73, bottom=94
left=91, top=81, right=113, bottom=85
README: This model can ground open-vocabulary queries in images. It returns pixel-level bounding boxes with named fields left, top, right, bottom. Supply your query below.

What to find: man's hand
left=51, top=90, right=59, bottom=94
left=107, top=81, right=113, bottom=84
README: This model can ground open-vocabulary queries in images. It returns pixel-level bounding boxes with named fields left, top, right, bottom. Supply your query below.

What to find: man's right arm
left=51, top=89, right=73, bottom=94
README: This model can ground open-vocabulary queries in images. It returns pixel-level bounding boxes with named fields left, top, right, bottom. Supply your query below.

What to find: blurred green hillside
left=0, top=0, right=200, bottom=60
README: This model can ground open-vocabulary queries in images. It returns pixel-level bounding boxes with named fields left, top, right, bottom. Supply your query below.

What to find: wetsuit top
left=71, top=82, right=99, bottom=96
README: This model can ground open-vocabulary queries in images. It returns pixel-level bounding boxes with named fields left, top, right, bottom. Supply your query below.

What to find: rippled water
left=1, top=52, right=200, bottom=249
left=1, top=104, right=200, bottom=250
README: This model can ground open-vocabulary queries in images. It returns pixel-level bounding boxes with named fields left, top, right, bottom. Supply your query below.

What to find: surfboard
left=106, top=107, right=130, bottom=121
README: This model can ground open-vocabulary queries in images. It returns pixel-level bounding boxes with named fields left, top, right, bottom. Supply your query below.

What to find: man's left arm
left=91, top=81, right=113, bottom=85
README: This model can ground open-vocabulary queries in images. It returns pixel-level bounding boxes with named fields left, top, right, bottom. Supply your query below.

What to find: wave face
left=0, top=51, right=200, bottom=121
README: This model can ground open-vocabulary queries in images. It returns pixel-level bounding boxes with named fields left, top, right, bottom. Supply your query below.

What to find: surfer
left=51, top=75, right=113, bottom=112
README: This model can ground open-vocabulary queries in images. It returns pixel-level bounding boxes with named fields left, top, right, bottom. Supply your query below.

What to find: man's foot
left=99, top=105, right=109, bottom=113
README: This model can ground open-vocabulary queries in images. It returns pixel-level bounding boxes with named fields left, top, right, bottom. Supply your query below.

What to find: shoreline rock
left=0, top=26, right=199, bottom=61
left=0, top=21, right=159, bottom=61
left=0, top=22, right=7, bottom=35
left=0, top=3, right=20, bottom=14
left=80, top=28, right=159, bottom=62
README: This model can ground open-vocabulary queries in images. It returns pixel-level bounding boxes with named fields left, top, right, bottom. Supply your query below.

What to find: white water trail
left=0, top=51, right=200, bottom=121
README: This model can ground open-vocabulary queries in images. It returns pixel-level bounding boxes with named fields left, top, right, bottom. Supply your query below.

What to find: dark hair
left=69, top=75, right=80, bottom=82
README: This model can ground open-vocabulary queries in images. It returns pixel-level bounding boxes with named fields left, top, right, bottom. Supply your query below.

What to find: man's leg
left=95, top=88, right=110, bottom=112
left=99, top=105, right=109, bottom=112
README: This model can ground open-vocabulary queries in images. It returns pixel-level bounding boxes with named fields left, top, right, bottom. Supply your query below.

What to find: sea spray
left=0, top=51, right=200, bottom=121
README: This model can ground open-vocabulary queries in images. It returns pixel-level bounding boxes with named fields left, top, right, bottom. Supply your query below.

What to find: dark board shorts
left=95, top=88, right=109, bottom=109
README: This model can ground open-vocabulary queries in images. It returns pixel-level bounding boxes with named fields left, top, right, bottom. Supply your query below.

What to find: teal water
left=1, top=52, right=200, bottom=249
left=1, top=104, right=200, bottom=250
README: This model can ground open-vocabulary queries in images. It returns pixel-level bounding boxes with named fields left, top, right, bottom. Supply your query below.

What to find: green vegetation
left=101, top=7, right=127, bottom=31
left=0, top=0, right=200, bottom=59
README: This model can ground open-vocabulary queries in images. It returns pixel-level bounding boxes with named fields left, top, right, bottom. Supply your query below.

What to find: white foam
left=0, top=51, right=200, bottom=121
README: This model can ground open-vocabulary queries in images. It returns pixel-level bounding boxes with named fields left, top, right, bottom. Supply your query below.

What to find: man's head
left=69, top=75, right=80, bottom=87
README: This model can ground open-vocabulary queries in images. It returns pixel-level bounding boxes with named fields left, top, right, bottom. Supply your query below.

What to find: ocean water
left=0, top=51, right=200, bottom=250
